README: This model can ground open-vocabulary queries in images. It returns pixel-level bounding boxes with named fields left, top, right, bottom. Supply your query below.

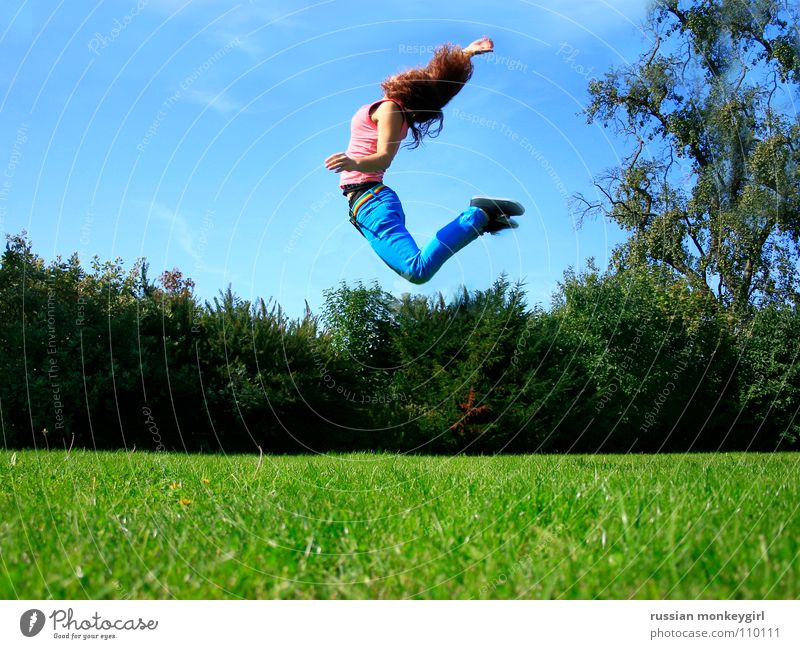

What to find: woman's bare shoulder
left=370, top=99, right=404, bottom=123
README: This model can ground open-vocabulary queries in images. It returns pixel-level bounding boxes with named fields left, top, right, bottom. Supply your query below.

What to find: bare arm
left=324, top=101, right=405, bottom=174
left=325, top=37, right=493, bottom=173
left=463, top=36, right=493, bottom=57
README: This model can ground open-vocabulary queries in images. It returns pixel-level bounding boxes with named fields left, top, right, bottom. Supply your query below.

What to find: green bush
left=0, top=232, right=796, bottom=453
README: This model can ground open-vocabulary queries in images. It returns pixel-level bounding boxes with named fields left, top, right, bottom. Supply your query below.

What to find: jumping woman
left=324, top=37, right=524, bottom=284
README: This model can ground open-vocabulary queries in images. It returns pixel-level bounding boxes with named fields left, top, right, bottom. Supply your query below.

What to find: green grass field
left=0, top=450, right=797, bottom=599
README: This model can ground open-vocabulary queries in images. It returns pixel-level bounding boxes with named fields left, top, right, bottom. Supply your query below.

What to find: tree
left=321, top=281, right=399, bottom=393
left=550, top=261, right=742, bottom=451
left=575, top=0, right=800, bottom=320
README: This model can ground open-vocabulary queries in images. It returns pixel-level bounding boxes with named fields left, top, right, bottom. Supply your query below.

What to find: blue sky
left=0, top=0, right=653, bottom=316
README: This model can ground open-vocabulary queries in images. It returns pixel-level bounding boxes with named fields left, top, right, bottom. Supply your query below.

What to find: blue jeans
left=352, top=185, right=489, bottom=284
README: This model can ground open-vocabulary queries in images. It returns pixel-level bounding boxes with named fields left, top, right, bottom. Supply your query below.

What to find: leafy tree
left=575, top=0, right=800, bottom=319
left=550, top=261, right=740, bottom=451
left=736, top=303, right=800, bottom=446
left=1, top=231, right=795, bottom=453
left=391, top=277, right=533, bottom=452
left=321, top=281, right=399, bottom=395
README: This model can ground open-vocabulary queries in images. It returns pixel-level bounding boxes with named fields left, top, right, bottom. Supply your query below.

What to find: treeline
left=0, top=232, right=797, bottom=454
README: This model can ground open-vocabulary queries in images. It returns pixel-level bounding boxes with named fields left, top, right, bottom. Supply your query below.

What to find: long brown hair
left=381, top=44, right=473, bottom=148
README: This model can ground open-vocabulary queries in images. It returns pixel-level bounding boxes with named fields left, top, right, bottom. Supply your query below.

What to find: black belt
left=345, top=182, right=385, bottom=235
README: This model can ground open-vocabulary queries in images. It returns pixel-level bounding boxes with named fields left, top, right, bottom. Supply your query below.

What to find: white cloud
left=214, top=30, right=264, bottom=58
left=148, top=201, right=230, bottom=278
left=184, top=88, right=243, bottom=114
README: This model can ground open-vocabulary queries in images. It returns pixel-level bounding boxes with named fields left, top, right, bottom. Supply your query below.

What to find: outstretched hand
left=325, top=152, right=358, bottom=173
left=464, top=36, right=493, bottom=56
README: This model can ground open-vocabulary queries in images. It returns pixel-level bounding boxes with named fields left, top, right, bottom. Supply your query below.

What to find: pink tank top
left=339, top=98, right=409, bottom=187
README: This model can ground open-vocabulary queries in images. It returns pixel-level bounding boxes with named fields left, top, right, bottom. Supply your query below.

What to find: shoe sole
left=470, top=196, right=525, bottom=217
left=484, top=216, right=519, bottom=234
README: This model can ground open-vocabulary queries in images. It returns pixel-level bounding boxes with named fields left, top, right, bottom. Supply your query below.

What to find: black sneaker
left=482, top=214, right=519, bottom=233
left=470, top=196, right=524, bottom=234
